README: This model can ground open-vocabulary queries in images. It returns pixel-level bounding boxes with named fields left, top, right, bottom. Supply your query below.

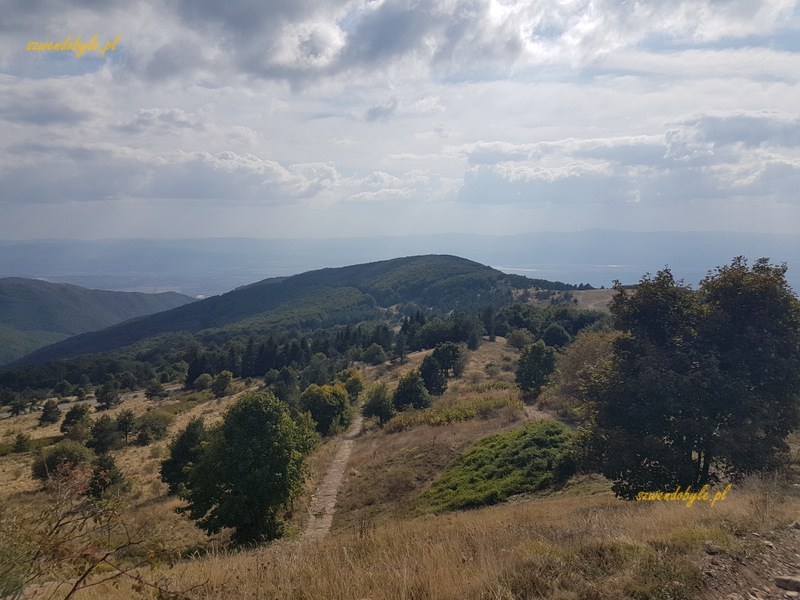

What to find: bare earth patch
left=302, top=411, right=364, bottom=541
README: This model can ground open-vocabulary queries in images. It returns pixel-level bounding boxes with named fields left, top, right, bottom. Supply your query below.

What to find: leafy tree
left=87, top=415, right=123, bottom=454
left=0, top=387, right=15, bottom=408
left=193, top=373, right=213, bottom=391
left=145, top=381, right=167, bottom=400
left=300, top=353, right=332, bottom=387
left=362, top=343, right=388, bottom=365
left=362, top=382, right=395, bottom=425
left=38, top=399, right=61, bottom=426
left=299, top=383, right=351, bottom=436
left=335, top=368, right=365, bottom=403
left=180, top=392, right=313, bottom=543
left=394, top=333, right=407, bottom=363
left=115, top=409, right=136, bottom=444
left=586, top=259, right=800, bottom=499
left=160, top=417, right=209, bottom=495
left=9, top=396, right=29, bottom=417
left=420, top=355, right=447, bottom=396
left=432, top=342, right=467, bottom=377
left=542, top=322, right=571, bottom=348
left=135, top=411, right=175, bottom=445
left=87, top=454, right=128, bottom=499
left=117, top=371, right=137, bottom=390
left=13, top=433, right=31, bottom=453
left=211, top=370, right=233, bottom=398
left=95, top=383, right=121, bottom=410
left=31, top=440, right=93, bottom=482
left=506, top=329, right=534, bottom=349
left=60, top=404, right=92, bottom=442
left=515, top=341, right=555, bottom=396
left=467, top=329, right=481, bottom=351
left=265, top=367, right=300, bottom=413
left=539, top=330, right=619, bottom=423
left=52, top=380, right=73, bottom=398
left=392, top=370, right=431, bottom=411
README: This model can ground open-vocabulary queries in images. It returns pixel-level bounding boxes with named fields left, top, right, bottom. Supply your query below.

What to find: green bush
left=362, top=382, right=395, bottom=425
left=299, top=383, right=351, bottom=436
left=31, top=440, right=93, bottom=482
left=362, top=343, right=388, bottom=365
left=87, top=415, right=123, bottom=454
left=392, top=370, right=431, bottom=411
left=193, top=373, right=213, bottom=391
left=211, top=371, right=234, bottom=398
left=60, top=403, right=92, bottom=442
left=87, top=454, right=129, bottom=499
left=423, top=420, right=575, bottom=511
left=135, top=411, right=175, bottom=445
left=12, top=433, right=31, bottom=453
left=38, top=399, right=61, bottom=426
left=179, top=391, right=314, bottom=543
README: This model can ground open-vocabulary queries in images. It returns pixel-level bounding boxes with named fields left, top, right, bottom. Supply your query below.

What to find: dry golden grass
left=64, top=474, right=800, bottom=600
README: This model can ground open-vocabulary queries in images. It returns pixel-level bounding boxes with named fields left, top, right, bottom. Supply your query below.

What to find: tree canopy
left=515, top=341, right=555, bottom=396
left=392, top=370, right=431, bottom=411
left=586, top=258, right=800, bottom=499
left=299, top=383, right=351, bottom=436
left=179, top=392, right=314, bottom=543
left=161, top=417, right=209, bottom=495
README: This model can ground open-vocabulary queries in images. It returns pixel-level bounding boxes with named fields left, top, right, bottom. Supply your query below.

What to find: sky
left=1, top=0, right=800, bottom=240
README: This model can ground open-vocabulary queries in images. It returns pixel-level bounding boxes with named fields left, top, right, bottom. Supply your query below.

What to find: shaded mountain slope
left=0, top=278, right=194, bottom=365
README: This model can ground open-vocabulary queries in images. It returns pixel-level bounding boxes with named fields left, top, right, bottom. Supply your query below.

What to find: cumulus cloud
left=454, top=112, right=800, bottom=207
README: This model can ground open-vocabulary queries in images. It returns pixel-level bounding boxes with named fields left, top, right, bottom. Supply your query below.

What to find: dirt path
left=301, top=412, right=363, bottom=541
left=523, top=403, right=551, bottom=421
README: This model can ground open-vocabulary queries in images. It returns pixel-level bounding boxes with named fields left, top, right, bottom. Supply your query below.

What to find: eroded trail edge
left=301, top=412, right=363, bottom=541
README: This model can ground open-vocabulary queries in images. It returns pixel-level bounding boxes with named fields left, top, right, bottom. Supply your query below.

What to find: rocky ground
left=702, top=522, right=800, bottom=599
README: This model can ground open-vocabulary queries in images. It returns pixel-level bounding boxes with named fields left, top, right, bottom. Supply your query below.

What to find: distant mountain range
left=1, top=231, right=798, bottom=296
left=0, top=278, right=193, bottom=366
left=9, top=255, right=515, bottom=368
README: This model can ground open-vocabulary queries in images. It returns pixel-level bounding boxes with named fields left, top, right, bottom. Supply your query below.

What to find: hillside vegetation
left=11, top=256, right=513, bottom=366
left=0, top=278, right=193, bottom=365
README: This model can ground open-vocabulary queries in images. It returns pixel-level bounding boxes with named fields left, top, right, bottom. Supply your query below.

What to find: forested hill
left=0, top=278, right=194, bottom=366
left=9, top=255, right=516, bottom=367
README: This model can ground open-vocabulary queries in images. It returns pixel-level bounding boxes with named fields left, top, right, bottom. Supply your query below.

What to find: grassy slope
left=0, top=278, right=194, bottom=365
left=3, top=341, right=800, bottom=599
left=13, top=255, right=509, bottom=366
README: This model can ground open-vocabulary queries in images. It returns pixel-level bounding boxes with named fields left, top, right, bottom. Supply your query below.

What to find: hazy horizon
left=2, top=230, right=798, bottom=296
